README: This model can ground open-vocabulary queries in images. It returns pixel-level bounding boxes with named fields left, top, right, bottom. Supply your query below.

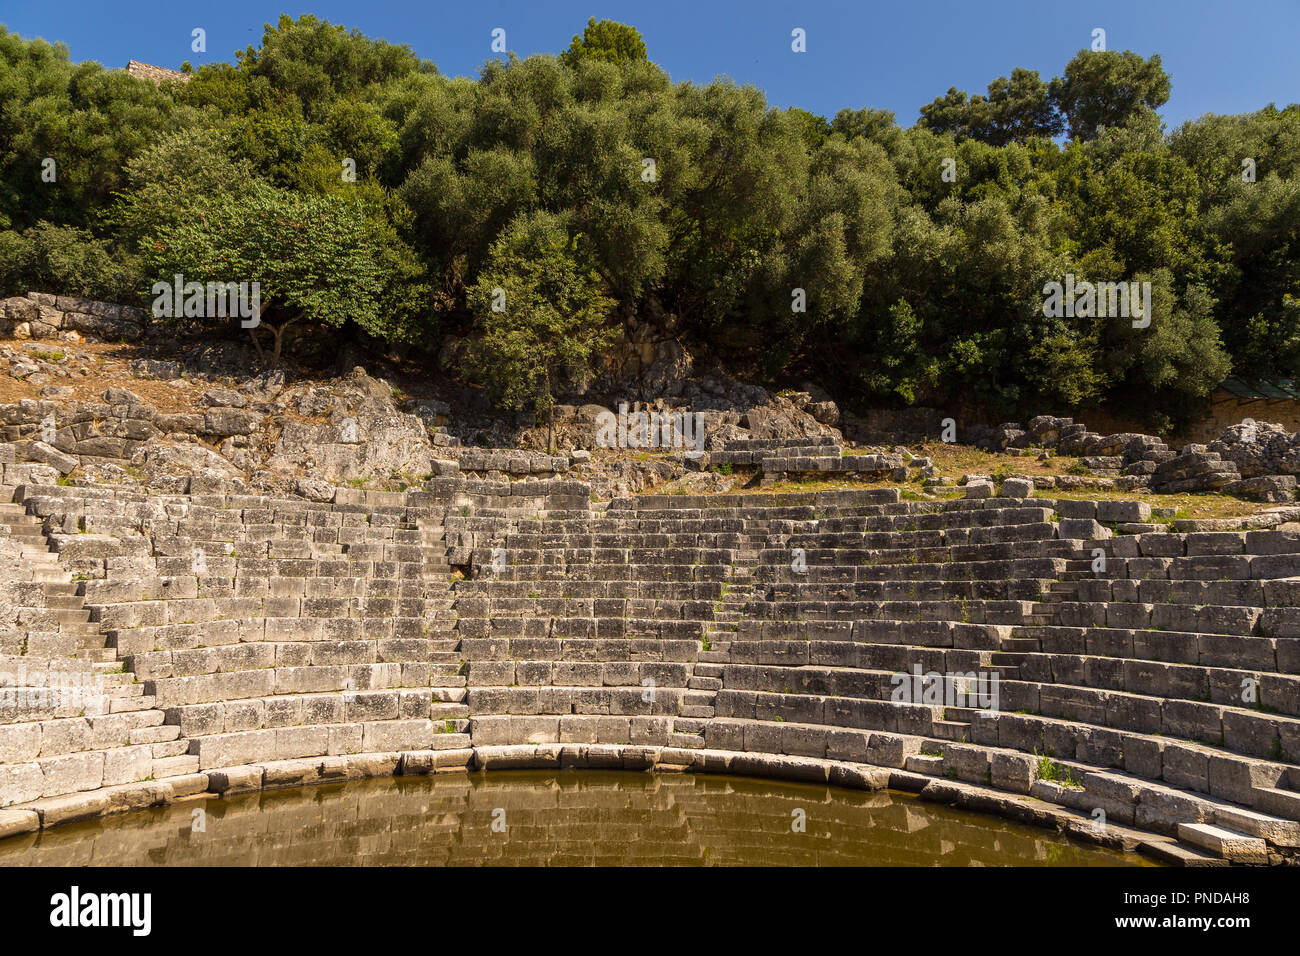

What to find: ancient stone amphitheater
left=2, top=462, right=1299, bottom=865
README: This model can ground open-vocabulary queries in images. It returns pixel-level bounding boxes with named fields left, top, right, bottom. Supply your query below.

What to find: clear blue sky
left=3, top=0, right=1297, bottom=128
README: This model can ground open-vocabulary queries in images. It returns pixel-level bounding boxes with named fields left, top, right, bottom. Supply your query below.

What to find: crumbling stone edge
left=0, top=745, right=1210, bottom=865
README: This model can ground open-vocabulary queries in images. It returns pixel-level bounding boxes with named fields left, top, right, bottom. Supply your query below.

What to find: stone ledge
left=0, top=744, right=1234, bottom=864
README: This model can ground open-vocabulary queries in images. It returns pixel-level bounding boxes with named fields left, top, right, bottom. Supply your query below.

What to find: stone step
left=0, top=521, right=42, bottom=534
left=109, top=694, right=157, bottom=713
left=23, top=569, right=71, bottom=582
left=1211, top=802, right=1300, bottom=847
left=1142, top=841, right=1232, bottom=867
left=151, top=739, right=190, bottom=759
left=904, top=753, right=944, bottom=773
left=1001, top=637, right=1041, bottom=652
left=930, top=720, right=972, bottom=742
left=678, top=705, right=714, bottom=718
left=129, top=724, right=182, bottom=745
left=667, top=732, right=705, bottom=748
left=152, top=755, right=201, bottom=778
left=430, top=702, right=470, bottom=719
left=1255, top=786, right=1300, bottom=820
left=687, top=677, right=722, bottom=690
left=1176, top=823, right=1269, bottom=863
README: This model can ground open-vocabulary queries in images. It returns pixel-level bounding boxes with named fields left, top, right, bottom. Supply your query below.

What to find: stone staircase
left=0, top=485, right=197, bottom=791
left=671, top=524, right=766, bottom=750
left=2, top=489, right=154, bottom=713
left=420, top=521, right=468, bottom=699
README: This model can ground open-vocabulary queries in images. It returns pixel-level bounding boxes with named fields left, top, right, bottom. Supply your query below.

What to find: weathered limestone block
left=39, top=751, right=104, bottom=797
left=1001, top=477, right=1034, bottom=498
left=0, top=762, right=45, bottom=807
left=1058, top=518, right=1111, bottom=540
left=202, top=408, right=263, bottom=437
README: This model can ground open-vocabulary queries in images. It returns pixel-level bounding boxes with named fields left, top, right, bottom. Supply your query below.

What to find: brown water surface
left=0, top=771, right=1159, bottom=866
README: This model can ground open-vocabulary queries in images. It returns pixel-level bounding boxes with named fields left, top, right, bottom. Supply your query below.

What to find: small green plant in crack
left=1034, top=750, right=1083, bottom=788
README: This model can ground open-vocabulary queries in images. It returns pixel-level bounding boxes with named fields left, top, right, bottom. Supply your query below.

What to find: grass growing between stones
left=1035, top=751, right=1084, bottom=789
left=717, top=446, right=1281, bottom=520
left=1049, top=488, right=1272, bottom=521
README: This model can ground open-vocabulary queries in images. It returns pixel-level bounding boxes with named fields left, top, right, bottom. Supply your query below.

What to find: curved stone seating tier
left=1, top=479, right=1299, bottom=862
left=712, top=655, right=1300, bottom=758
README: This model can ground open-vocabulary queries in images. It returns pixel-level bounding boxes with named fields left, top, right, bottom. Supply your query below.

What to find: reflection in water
left=0, top=771, right=1157, bottom=866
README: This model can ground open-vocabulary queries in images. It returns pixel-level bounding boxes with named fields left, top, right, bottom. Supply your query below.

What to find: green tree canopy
left=467, top=211, right=616, bottom=447
left=1049, top=50, right=1171, bottom=141
left=138, top=181, right=388, bottom=370
left=1, top=18, right=1297, bottom=430
left=560, top=18, right=648, bottom=69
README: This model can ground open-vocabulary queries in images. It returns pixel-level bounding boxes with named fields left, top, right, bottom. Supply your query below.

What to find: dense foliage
left=1, top=15, right=1297, bottom=428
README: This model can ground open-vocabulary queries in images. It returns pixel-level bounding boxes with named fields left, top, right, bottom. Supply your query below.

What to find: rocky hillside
left=0, top=292, right=846, bottom=501
left=6, top=291, right=1300, bottom=511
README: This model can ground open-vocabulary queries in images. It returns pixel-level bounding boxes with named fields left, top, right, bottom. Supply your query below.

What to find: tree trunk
left=247, top=326, right=266, bottom=367
left=267, top=314, right=303, bottom=373
left=271, top=324, right=285, bottom=372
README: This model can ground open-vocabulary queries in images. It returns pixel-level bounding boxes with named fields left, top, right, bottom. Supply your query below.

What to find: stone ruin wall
left=2, top=290, right=1300, bottom=863
left=1, top=476, right=1299, bottom=864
